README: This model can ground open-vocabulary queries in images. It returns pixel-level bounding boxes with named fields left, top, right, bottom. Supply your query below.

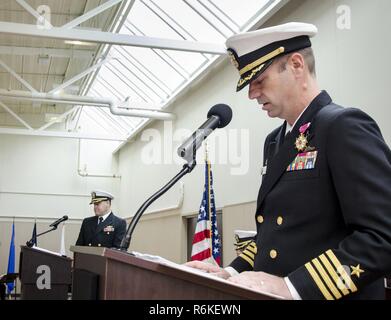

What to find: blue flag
left=7, top=222, right=15, bottom=293
left=31, top=222, right=37, bottom=246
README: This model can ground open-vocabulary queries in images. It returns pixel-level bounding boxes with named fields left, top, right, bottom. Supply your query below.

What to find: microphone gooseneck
left=119, top=104, right=233, bottom=251
left=26, top=215, right=69, bottom=248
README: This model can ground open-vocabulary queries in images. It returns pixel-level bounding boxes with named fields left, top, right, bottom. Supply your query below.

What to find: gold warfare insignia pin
left=350, top=264, right=364, bottom=278
left=227, top=50, right=239, bottom=70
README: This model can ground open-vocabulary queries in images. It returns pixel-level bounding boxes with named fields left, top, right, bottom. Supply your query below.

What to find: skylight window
left=80, top=0, right=284, bottom=145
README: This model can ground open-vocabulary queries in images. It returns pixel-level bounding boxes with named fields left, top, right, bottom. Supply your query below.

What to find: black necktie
left=98, top=217, right=103, bottom=225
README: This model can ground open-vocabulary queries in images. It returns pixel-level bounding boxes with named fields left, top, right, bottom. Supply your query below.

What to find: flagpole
left=205, top=143, right=213, bottom=261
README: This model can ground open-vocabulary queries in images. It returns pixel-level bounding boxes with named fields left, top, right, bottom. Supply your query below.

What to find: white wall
left=0, top=135, right=121, bottom=219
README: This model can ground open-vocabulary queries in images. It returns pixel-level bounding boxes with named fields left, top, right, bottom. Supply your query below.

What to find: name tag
left=287, top=151, right=318, bottom=171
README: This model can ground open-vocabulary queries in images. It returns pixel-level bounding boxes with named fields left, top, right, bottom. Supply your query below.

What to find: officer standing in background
left=76, top=190, right=126, bottom=248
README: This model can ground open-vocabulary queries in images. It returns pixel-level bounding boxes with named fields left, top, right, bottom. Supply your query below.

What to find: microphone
left=49, top=215, right=68, bottom=228
left=177, top=104, right=232, bottom=163
left=26, top=215, right=69, bottom=248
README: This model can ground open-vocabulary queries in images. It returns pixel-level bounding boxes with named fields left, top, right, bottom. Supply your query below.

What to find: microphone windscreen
left=207, top=104, right=232, bottom=128
left=63, top=215, right=68, bottom=220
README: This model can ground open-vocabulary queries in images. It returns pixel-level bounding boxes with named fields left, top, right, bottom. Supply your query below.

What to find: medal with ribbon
left=295, top=122, right=311, bottom=152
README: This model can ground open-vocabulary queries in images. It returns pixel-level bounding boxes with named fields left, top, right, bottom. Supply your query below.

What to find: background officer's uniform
left=76, top=191, right=126, bottom=248
left=226, top=23, right=391, bottom=300
left=234, top=230, right=256, bottom=256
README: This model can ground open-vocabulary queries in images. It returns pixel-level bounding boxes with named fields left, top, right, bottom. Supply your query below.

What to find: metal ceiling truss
left=0, top=46, right=95, bottom=59
left=0, top=127, right=126, bottom=141
left=0, top=19, right=226, bottom=54
left=0, top=0, right=183, bottom=140
left=0, top=0, right=289, bottom=145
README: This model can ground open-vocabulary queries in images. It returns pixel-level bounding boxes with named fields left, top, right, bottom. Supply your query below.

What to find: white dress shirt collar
left=285, top=104, right=310, bottom=135
left=97, top=211, right=111, bottom=224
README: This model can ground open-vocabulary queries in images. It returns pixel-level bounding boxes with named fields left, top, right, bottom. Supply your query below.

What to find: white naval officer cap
left=225, top=22, right=318, bottom=91
left=234, top=230, right=256, bottom=249
left=90, top=190, right=114, bottom=204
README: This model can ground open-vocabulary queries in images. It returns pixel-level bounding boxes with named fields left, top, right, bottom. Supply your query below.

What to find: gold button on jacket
left=270, top=249, right=277, bottom=259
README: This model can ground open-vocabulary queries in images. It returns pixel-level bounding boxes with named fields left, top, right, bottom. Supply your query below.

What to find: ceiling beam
left=61, top=0, right=124, bottom=29
left=48, top=58, right=111, bottom=94
left=0, top=58, right=38, bottom=92
left=0, top=71, right=65, bottom=77
left=0, top=21, right=226, bottom=54
left=0, top=45, right=95, bottom=59
left=0, top=100, right=33, bottom=130
left=0, top=127, right=126, bottom=141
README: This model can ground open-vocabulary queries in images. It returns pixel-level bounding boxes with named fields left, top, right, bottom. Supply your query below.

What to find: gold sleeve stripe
left=239, top=252, right=254, bottom=267
left=319, top=254, right=350, bottom=296
left=242, top=249, right=255, bottom=260
left=326, top=250, right=357, bottom=293
left=245, top=248, right=256, bottom=256
left=246, top=246, right=257, bottom=255
left=305, top=262, right=334, bottom=300
left=312, top=258, right=342, bottom=299
left=235, top=240, right=252, bottom=248
left=246, top=242, right=257, bottom=250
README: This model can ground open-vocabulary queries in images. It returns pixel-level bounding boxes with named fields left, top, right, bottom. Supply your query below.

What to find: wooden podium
left=70, top=245, right=280, bottom=300
left=19, top=246, right=72, bottom=300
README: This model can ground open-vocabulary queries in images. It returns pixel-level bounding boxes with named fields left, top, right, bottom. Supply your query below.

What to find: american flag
left=190, top=160, right=221, bottom=266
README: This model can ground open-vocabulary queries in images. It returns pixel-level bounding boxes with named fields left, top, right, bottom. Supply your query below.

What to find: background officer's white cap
left=90, top=190, right=114, bottom=204
left=226, top=22, right=318, bottom=91
left=234, top=230, right=256, bottom=249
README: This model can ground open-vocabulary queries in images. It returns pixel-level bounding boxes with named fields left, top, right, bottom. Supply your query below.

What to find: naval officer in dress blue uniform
left=76, top=190, right=126, bottom=248
left=186, top=22, right=391, bottom=300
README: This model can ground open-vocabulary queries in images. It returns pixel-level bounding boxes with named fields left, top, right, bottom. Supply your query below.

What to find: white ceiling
left=0, top=0, right=287, bottom=146
left=0, top=0, right=117, bottom=117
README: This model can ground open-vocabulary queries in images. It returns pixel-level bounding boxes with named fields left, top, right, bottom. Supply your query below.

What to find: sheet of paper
left=31, top=246, right=62, bottom=256
left=130, top=251, right=284, bottom=299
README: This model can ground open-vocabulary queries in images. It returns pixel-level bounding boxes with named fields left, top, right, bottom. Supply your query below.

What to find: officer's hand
left=227, top=271, right=293, bottom=299
left=184, top=261, right=230, bottom=279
